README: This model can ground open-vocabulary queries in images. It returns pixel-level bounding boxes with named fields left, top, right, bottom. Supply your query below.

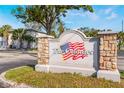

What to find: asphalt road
left=118, top=50, right=124, bottom=71
left=0, top=50, right=37, bottom=87
left=118, top=58, right=124, bottom=71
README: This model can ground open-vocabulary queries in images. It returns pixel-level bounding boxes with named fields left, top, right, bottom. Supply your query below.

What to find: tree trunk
left=27, top=42, right=30, bottom=49
left=19, top=39, right=23, bottom=49
left=46, top=23, right=52, bottom=35
left=6, top=37, right=8, bottom=48
left=47, top=27, right=51, bottom=35
left=118, top=40, right=121, bottom=50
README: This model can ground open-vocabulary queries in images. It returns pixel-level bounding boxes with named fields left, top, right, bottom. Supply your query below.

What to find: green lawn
left=5, top=66, right=124, bottom=88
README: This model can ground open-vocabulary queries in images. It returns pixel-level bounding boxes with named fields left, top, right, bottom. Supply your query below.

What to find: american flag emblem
left=60, top=42, right=88, bottom=60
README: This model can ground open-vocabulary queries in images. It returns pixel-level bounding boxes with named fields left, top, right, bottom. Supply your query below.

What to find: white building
left=1, top=29, right=48, bottom=50
left=0, top=37, right=7, bottom=50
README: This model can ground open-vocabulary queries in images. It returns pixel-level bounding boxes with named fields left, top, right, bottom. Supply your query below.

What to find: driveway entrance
left=0, top=50, right=37, bottom=87
left=0, top=50, right=37, bottom=73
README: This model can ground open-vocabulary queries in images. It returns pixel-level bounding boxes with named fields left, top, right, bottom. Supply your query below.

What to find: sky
left=0, top=5, right=24, bottom=28
left=0, top=5, right=124, bottom=32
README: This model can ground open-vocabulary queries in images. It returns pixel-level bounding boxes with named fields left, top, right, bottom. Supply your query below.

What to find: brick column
left=97, top=31, right=120, bottom=82
left=98, top=31, right=117, bottom=70
left=37, top=35, right=53, bottom=65
left=38, top=37, right=49, bottom=64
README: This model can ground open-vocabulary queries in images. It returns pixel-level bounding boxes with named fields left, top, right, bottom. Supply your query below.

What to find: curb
left=0, top=66, right=32, bottom=88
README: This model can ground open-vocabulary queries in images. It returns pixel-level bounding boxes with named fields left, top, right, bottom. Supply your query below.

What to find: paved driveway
left=0, top=50, right=37, bottom=87
left=0, top=50, right=37, bottom=73
left=118, top=50, right=124, bottom=71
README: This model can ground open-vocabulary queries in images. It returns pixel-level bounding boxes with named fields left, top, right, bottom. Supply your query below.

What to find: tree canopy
left=12, top=28, right=35, bottom=49
left=12, top=5, right=93, bottom=35
left=0, top=25, right=12, bottom=38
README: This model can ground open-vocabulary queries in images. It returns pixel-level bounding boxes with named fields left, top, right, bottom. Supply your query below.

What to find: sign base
left=35, top=64, right=97, bottom=76
left=35, top=64, right=120, bottom=82
left=97, top=70, right=120, bottom=82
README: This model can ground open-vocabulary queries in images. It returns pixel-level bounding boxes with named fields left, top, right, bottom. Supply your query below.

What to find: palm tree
left=12, top=28, right=26, bottom=48
left=0, top=25, right=12, bottom=47
left=12, top=28, right=35, bottom=49
left=1, top=25, right=12, bottom=37
left=22, top=35, right=36, bottom=49
left=58, top=22, right=64, bottom=37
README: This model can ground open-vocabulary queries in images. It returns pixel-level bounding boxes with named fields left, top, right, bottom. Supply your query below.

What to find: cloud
left=65, top=21, right=72, bottom=24
left=99, top=7, right=118, bottom=15
left=98, top=7, right=118, bottom=20
left=104, top=8, right=113, bottom=14
left=86, top=12, right=99, bottom=21
left=69, top=12, right=85, bottom=17
left=67, top=10, right=99, bottom=21
left=106, top=12, right=118, bottom=20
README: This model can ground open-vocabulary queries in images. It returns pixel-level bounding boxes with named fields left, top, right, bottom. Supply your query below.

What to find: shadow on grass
left=26, top=65, right=35, bottom=71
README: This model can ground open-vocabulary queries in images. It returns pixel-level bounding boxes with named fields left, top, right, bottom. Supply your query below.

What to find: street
left=0, top=50, right=37, bottom=87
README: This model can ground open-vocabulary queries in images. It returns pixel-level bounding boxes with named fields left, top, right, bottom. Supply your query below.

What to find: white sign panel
left=49, top=30, right=98, bottom=72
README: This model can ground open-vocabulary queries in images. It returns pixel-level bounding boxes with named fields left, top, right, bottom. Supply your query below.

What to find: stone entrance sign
left=35, top=30, right=120, bottom=82
left=49, top=30, right=98, bottom=75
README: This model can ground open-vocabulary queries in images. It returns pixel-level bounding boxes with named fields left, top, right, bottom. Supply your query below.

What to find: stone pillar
left=99, top=32, right=117, bottom=70
left=97, top=31, right=120, bottom=82
left=38, top=37, right=49, bottom=64
left=35, top=35, right=53, bottom=72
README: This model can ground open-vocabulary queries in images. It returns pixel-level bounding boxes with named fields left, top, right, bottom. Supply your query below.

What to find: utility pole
left=122, top=20, right=123, bottom=32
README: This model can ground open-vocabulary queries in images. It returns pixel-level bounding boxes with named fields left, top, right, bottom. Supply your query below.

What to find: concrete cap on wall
left=98, top=31, right=117, bottom=35
left=36, top=34, right=54, bottom=38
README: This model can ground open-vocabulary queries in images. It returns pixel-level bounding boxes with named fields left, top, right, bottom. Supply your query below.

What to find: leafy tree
left=58, top=21, right=64, bottom=37
left=50, top=31, right=57, bottom=38
left=0, top=28, right=3, bottom=36
left=22, top=35, right=36, bottom=49
left=117, top=31, right=124, bottom=50
left=12, top=5, right=93, bottom=36
left=78, top=27, right=99, bottom=37
left=118, top=31, right=124, bottom=40
left=0, top=25, right=12, bottom=37
left=50, top=21, right=65, bottom=38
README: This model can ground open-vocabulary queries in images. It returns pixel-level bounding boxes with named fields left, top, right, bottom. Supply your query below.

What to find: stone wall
left=98, top=32, right=117, bottom=70
left=38, top=37, right=49, bottom=64
left=37, top=31, right=118, bottom=70
left=36, top=30, right=120, bottom=82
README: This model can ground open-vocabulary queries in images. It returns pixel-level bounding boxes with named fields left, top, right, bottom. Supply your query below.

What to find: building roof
left=25, top=29, right=47, bottom=34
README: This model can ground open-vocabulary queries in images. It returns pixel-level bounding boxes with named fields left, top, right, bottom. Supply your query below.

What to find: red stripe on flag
left=62, top=42, right=88, bottom=60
